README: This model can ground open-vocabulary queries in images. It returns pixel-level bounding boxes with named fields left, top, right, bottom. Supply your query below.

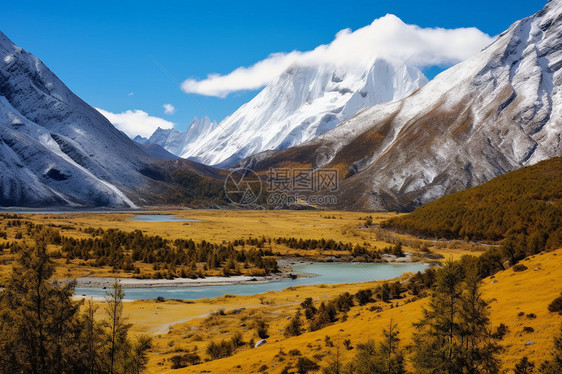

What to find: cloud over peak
left=96, top=108, right=174, bottom=138
left=181, top=14, right=493, bottom=98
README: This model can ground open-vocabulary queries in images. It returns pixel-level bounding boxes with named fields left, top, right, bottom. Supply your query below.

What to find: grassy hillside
left=382, top=157, right=562, bottom=248
left=137, top=247, right=562, bottom=373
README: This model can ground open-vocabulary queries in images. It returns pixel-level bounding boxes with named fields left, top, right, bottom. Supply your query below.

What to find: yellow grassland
left=135, top=247, right=562, bottom=373
left=0, top=210, right=537, bottom=373
left=0, top=210, right=485, bottom=283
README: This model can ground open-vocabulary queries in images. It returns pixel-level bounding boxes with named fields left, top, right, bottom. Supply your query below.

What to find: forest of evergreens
left=383, top=157, right=562, bottom=258
left=0, top=221, right=402, bottom=280
left=165, top=170, right=227, bottom=207
left=283, top=253, right=562, bottom=374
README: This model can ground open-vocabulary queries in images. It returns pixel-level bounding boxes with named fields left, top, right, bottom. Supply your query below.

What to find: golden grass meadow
left=1, top=209, right=560, bottom=373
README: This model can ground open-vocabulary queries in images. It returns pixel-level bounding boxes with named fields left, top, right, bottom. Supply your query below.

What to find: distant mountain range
left=142, top=60, right=427, bottom=166
left=140, top=116, right=216, bottom=159
left=1, top=1, right=560, bottom=209
left=238, top=0, right=562, bottom=211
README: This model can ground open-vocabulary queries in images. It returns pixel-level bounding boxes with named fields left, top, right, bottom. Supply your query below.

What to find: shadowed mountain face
left=0, top=31, right=222, bottom=208
left=237, top=0, right=562, bottom=211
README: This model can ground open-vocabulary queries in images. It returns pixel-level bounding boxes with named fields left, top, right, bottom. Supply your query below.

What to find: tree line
left=20, top=226, right=281, bottom=277
left=1, top=224, right=405, bottom=279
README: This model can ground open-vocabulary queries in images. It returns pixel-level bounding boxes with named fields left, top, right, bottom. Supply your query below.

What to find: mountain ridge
left=237, top=0, right=562, bottom=211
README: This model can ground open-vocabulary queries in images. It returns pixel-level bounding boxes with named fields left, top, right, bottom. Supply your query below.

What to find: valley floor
left=0, top=210, right=485, bottom=284
left=2, top=209, right=543, bottom=373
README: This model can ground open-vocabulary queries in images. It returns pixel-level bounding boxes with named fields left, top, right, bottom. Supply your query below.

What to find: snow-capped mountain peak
left=146, top=116, right=216, bottom=157
left=147, top=58, right=427, bottom=166
left=0, top=30, right=156, bottom=207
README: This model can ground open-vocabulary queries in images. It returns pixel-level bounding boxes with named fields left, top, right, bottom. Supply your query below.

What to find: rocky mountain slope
left=0, top=31, right=219, bottom=207
left=239, top=0, right=562, bottom=211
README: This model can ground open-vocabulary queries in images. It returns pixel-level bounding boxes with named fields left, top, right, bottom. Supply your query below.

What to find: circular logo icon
left=224, top=168, right=262, bottom=205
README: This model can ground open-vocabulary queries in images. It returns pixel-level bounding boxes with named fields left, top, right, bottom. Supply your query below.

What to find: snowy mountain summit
left=147, top=116, right=216, bottom=157
left=149, top=59, right=427, bottom=166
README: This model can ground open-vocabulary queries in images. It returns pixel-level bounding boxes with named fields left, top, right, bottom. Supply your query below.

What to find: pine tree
left=344, top=321, right=406, bottom=374
left=459, top=263, right=501, bottom=373
left=323, top=342, right=343, bottom=374
left=79, top=300, right=106, bottom=374
left=0, top=241, right=85, bottom=373
left=411, top=260, right=500, bottom=373
left=379, top=319, right=406, bottom=374
left=345, top=340, right=383, bottom=374
left=412, top=261, right=464, bottom=373
left=515, top=357, right=535, bottom=374
left=127, top=335, right=152, bottom=374
left=284, top=310, right=304, bottom=337
left=540, top=325, right=562, bottom=373
left=380, top=283, right=391, bottom=302
left=105, top=279, right=132, bottom=374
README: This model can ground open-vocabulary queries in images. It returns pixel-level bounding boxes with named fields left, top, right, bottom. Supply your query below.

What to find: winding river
left=75, top=262, right=429, bottom=300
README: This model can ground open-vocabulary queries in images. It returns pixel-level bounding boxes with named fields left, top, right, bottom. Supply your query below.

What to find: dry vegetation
left=0, top=210, right=485, bottom=285
left=137, top=248, right=562, bottom=373
left=1, top=209, right=558, bottom=373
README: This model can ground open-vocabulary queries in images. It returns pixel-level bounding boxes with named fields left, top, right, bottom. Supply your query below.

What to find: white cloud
left=163, top=103, right=176, bottom=115
left=128, top=92, right=134, bottom=96
left=182, top=14, right=494, bottom=98
left=96, top=108, right=174, bottom=138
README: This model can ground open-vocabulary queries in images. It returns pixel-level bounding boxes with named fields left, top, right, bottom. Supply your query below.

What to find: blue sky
left=0, top=0, right=545, bottom=136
